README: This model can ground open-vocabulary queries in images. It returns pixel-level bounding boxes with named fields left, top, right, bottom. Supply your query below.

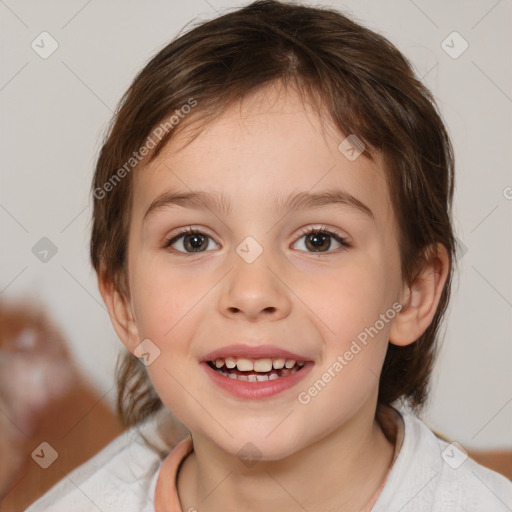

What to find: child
left=27, top=1, right=512, bottom=510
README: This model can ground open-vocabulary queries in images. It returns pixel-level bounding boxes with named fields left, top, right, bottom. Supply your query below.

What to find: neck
left=177, top=401, right=396, bottom=512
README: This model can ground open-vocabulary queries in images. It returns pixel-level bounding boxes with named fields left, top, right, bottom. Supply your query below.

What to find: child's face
left=123, top=84, right=408, bottom=459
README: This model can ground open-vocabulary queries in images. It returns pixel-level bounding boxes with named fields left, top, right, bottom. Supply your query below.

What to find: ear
left=389, top=243, right=450, bottom=347
left=97, top=271, right=141, bottom=354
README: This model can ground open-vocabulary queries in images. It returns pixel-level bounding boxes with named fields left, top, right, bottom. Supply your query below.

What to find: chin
left=213, top=428, right=307, bottom=464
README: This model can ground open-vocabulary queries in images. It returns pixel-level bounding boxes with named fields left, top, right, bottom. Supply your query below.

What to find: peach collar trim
left=154, top=436, right=193, bottom=512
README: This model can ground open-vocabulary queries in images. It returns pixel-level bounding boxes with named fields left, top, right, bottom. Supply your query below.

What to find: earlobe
left=97, top=272, right=140, bottom=354
left=389, top=243, right=450, bottom=347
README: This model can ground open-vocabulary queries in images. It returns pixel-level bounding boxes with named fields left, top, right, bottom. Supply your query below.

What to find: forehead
left=132, top=84, right=391, bottom=222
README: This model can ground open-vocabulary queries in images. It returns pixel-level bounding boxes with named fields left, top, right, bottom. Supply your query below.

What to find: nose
left=218, top=252, right=292, bottom=322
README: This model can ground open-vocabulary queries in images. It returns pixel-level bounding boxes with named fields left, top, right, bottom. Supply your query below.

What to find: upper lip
left=202, top=344, right=310, bottom=362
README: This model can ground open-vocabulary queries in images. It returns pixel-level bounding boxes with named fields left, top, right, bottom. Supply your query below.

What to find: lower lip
left=201, top=361, right=314, bottom=399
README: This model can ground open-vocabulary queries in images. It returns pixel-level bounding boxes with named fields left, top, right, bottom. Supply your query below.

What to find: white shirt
left=26, top=406, right=512, bottom=511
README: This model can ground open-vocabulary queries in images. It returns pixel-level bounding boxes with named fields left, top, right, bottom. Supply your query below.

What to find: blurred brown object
left=430, top=431, right=512, bottom=480
left=0, top=299, right=125, bottom=511
left=467, top=450, right=512, bottom=481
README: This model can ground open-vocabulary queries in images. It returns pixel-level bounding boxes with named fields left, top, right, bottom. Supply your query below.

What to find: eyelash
left=295, top=226, right=351, bottom=254
left=162, top=226, right=351, bottom=256
left=163, top=225, right=351, bottom=257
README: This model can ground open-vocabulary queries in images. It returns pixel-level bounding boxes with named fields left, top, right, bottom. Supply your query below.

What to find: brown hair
left=90, top=0, right=458, bottom=427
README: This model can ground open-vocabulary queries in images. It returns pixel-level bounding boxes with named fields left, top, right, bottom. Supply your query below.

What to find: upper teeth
left=213, top=357, right=305, bottom=372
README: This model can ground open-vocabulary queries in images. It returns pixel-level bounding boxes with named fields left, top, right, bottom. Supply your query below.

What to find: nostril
left=228, top=307, right=277, bottom=314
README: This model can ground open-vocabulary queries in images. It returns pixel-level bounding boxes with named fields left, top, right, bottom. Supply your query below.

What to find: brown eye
left=164, top=229, right=218, bottom=253
left=181, top=233, right=209, bottom=252
left=304, top=232, right=332, bottom=252
left=292, top=228, right=349, bottom=253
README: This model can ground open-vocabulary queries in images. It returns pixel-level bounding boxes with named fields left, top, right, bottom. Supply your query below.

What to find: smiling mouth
left=206, top=357, right=306, bottom=382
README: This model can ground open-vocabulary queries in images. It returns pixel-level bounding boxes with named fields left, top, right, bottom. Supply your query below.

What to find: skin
left=99, top=81, right=449, bottom=512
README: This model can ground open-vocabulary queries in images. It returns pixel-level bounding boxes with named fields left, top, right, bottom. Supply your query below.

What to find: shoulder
left=374, top=405, right=512, bottom=512
left=25, top=415, right=169, bottom=512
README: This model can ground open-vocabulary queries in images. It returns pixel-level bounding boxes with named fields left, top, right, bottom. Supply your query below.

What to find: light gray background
left=1, top=0, right=511, bottom=448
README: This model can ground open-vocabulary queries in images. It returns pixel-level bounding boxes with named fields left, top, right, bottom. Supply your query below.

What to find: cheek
left=129, top=261, right=205, bottom=394
left=131, top=260, right=205, bottom=340
left=302, top=256, right=394, bottom=347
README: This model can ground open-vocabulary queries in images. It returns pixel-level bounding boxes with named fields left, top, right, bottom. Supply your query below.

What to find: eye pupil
left=306, top=233, right=331, bottom=252
left=184, top=234, right=207, bottom=252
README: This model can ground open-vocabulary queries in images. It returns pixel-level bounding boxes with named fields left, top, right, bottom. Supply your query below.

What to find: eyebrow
left=143, top=189, right=374, bottom=223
